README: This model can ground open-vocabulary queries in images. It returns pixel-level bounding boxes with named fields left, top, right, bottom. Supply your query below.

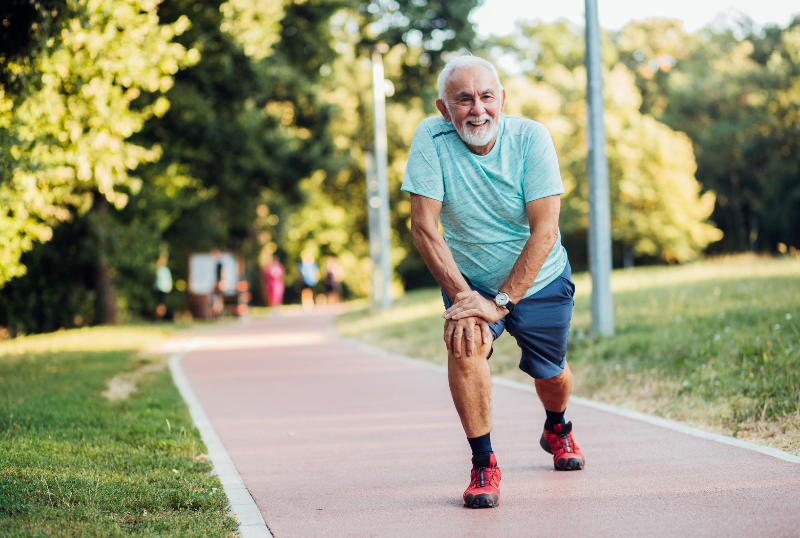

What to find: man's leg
left=503, top=266, right=583, bottom=470
left=447, top=336, right=493, bottom=438
left=446, top=320, right=501, bottom=508
left=534, top=361, right=584, bottom=470
left=534, top=361, right=572, bottom=420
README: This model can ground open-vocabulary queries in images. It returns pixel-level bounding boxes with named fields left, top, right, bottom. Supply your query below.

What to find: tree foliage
left=258, top=0, right=479, bottom=297
left=219, top=0, right=285, bottom=60
left=0, top=0, right=197, bottom=286
left=3, top=3, right=799, bottom=334
left=618, top=17, right=800, bottom=253
left=0, top=0, right=69, bottom=90
left=354, top=0, right=479, bottom=105
left=496, top=21, right=721, bottom=264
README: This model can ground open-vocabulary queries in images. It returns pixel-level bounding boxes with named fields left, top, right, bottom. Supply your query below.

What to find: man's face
left=436, top=66, right=505, bottom=155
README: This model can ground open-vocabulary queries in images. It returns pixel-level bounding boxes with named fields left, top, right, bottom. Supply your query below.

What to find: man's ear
left=435, top=99, right=452, bottom=123
left=500, top=89, right=506, bottom=113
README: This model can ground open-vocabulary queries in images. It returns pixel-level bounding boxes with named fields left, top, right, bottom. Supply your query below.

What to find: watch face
left=495, top=293, right=509, bottom=306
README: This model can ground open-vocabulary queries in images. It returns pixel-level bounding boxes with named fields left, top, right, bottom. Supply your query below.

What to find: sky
left=470, top=0, right=800, bottom=37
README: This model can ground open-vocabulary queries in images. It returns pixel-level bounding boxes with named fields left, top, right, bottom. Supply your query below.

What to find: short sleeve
left=401, top=121, right=444, bottom=201
left=522, top=124, right=565, bottom=203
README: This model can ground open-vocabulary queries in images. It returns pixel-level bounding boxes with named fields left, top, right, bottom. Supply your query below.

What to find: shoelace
left=472, top=467, right=498, bottom=488
left=550, top=432, right=573, bottom=454
left=562, top=433, right=572, bottom=453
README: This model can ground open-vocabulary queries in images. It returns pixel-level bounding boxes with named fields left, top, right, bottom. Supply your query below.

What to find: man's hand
left=444, top=316, right=492, bottom=358
left=444, top=290, right=506, bottom=324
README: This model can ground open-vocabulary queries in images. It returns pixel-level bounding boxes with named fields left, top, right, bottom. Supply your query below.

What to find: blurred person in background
left=263, top=255, right=286, bottom=308
left=297, top=253, right=319, bottom=309
left=210, top=249, right=226, bottom=318
left=155, top=252, right=173, bottom=320
left=404, top=55, right=581, bottom=509
left=324, top=255, right=345, bottom=305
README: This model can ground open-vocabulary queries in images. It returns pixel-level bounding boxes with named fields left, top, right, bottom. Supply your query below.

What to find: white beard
left=454, top=114, right=498, bottom=148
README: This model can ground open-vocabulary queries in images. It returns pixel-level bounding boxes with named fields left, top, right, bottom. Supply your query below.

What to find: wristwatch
left=494, top=292, right=515, bottom=314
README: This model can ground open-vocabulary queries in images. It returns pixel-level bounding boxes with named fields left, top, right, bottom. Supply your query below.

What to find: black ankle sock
left=472, top=452, right=493, bottom=469
left=467, top=432, right=493, bottom=457
left=544, top=407, right=566, bottom=430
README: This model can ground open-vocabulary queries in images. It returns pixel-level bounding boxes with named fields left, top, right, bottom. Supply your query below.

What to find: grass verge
left=336, top=255, right=800, bottom=455
left=0, top=324, right=238, bottom=537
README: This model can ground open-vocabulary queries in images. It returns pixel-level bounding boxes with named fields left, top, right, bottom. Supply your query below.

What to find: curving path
left=180, top=313, right=800, bottom=538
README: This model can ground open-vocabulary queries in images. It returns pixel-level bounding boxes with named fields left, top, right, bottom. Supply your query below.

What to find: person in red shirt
left=263, top=255, right=286, bottom=308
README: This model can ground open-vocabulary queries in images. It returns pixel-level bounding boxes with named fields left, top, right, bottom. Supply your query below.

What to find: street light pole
left=585, top=0, right=614, bottom=336
left=364, top=151, right=382, bottom=306
left=371, top=46, right=393, bottom=308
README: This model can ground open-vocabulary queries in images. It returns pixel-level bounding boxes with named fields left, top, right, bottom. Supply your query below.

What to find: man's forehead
left=446, top=66, right=499, bottom=96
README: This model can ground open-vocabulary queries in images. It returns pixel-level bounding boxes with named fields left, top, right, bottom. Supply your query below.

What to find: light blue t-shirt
left=401, top=114, right=567, bottom=299
left=155, top=266, right=172, bottom=293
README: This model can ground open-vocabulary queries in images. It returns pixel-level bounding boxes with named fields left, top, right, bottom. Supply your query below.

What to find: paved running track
left=181, top=313, right=800, bottom=538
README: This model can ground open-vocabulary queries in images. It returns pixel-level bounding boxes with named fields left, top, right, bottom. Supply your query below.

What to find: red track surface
left=182, top=314, right=800, bottom=538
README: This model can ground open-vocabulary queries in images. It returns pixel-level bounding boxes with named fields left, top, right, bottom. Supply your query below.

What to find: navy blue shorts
left=441, top=261, right=575, bottom=380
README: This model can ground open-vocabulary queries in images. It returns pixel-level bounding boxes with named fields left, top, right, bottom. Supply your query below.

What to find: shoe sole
left=463, top=492, right=499, bottom=508
left=539, top=435, right=585, bottom=471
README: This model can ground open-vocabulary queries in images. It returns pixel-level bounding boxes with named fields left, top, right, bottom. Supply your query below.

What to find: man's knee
left=536, top=362, right=571, bottom=387
left=444, top=317, right=492, bottom=359
left=449, top=339, right=491, bottom=367
left=448, top=342, right=491, bottom=361
left=534, top=365, right=572, bottom=409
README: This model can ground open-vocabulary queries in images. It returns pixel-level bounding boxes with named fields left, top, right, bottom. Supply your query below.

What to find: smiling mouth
left=466, top=119, right=489, bottom=128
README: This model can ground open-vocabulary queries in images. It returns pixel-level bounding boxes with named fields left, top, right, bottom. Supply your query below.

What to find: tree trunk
left=94, top=261, right=119, bottom=325
left=729, top=171, right=748, bottom=252
left=623, top=244, right=634, bottom=269
left=92, top=194, right=119, bottom=325
left=748, top=213, right=759, bottom=253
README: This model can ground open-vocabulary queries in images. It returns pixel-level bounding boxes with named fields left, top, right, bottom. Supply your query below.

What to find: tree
left=353, top=0, right=480, bottom=105
left=0, top=0, right=197, bottom=294
left=264, top=0, right=483, bottom=296
left=138, top=0, right=342, bottom=304
left=498, top=20, right=721, bottom=265
left=0, top=0, right=69, bottom=90
left=615, top=17, right=800, bottom=254
left=219, top=0, right=285, bottom=60
left=615, top=18, right=695, bottom=117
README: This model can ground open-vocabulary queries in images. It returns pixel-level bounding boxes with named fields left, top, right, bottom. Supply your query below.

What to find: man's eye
left=482, top=96, right=495, bottom=101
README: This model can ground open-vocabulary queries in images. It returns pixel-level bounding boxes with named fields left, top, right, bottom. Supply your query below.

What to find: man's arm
left=409, top=193, right=471, bottom=301
left=444, top=194, right=561, bottom=321
left=409, top=193, right=491, bottom=357
left=497, top=194, right=561, bottom=302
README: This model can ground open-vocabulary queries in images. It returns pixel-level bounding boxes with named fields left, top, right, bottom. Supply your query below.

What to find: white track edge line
left=334, top=331, right=800, bottom=464
left=169, top=351, right=274, bottom=538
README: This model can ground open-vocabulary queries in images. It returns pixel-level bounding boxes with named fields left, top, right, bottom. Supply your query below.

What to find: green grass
left=0, top=325, right=238, bottom=537
left=337, top=255, right=800, bottom=455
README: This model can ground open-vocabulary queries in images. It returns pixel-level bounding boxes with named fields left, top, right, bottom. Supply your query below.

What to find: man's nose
left=471, top=98, right=486, bottom=116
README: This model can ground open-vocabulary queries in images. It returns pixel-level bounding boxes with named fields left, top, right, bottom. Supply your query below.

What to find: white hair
left=437, top=55, right=503, bottom=102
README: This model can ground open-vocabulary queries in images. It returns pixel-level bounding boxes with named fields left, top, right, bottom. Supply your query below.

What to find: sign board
left=188, top=253, right=238, bottom=295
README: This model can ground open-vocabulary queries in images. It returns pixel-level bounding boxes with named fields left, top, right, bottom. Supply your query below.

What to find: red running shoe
left=463, top=453, right=501, bottom=508
left=540, top=422, right=585, bottom=471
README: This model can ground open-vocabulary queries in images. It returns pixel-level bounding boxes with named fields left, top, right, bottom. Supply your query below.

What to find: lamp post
left=364, top=151, right=382, bottom=306
left=371, top=45, right=393, bottom=308
left=585, top=0, right=614, bottom=335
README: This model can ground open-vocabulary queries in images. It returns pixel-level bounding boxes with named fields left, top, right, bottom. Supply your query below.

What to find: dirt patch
left=102, top=361, right=167, bottom=401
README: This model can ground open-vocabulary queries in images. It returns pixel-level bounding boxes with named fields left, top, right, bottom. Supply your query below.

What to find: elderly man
left=402, top=55, right=584, bottom=509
